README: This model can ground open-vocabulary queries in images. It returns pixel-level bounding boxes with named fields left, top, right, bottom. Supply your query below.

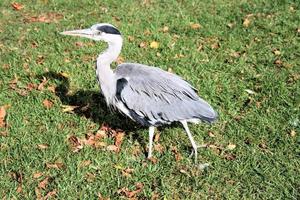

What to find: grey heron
left=61, top=23, right=217, bottom=162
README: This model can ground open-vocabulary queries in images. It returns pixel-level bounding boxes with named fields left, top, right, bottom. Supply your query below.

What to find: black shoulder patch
left=97, top=25, right=121, bottom=35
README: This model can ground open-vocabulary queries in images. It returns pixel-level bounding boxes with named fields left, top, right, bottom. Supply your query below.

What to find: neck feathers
left=96, top=35, right=123, bottom=104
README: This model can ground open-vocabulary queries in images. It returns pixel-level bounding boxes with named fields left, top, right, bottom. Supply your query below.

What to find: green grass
left=1, top=0, right=299, bottom=199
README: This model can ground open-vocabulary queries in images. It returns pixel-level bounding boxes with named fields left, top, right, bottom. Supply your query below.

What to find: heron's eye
left=96, top=31, right=102, bottom=35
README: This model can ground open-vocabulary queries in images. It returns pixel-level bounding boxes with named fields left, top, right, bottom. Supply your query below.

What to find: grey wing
left=114, top=63, right=217, bottom=126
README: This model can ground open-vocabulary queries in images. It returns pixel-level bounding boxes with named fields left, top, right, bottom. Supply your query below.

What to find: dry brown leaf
left=43, top=99, right=53, bottom=109
left=116, top=56, right=124, bottom=64
left=44, top=190, right=57, bottom=199
left=171, top=146, right=182, bottom=161
left=227, top=22, right=235, bottom=28
left=38, top=77, right=48, bottom=90
left=68, top=135, right=83, bottom=152
left=61, top=105, right=79, bottom=113
left=223, top=153, right=236, bottom=160
left=25, top=13, right=63, bottom=23
left=26, top=83, right=37, bottom=91
left=226, top=143, right=236, bottom=150
left=115, top=131, right=125, bottom=150
left=121, top=168, right=134, bottom=177
left=162, top=26, right=169, bottom=33
left=139, top=41, right=147, bottom=48
left=106, top=145, right=118, bottom=152
left=208, top=131, right=215, bottom=137
left=174, top=54, right=185, bottom=59
left=0, top=106, right=6, bottom=128
left=131, top=145, right=142, bottom=156
left=154, top=144, right=164, bottom=153
left=211, top=42, right=220, bottom=49
left=150, top=41, right=159, bottom=49
left=47, top=85, right=56, bottom=93
left=290, top=130, right=296, bottom=137
left=154, top=133, right=160, bottom=142
left=46, top=162, right=64, bottom=170
left=273, top=49, right=281, bottom=56
left=85, top=172, right=96, bottom=182
left=243, top=18, right=251, bottom=27
left=35, top=187, right=42, bottom=199
left=37, top=144, right=49, bottom=150
left=16, top=184, right=22, bottom=193
left=190, top=23, right=201, bottom=30
left=79, top=160, right=91, bottom=168
left=0, top=131, right=8, bottom=137
left=11, top=2, right=23, bottom=10
left=128, top=36, right=135, bottom=42
left=148, top=157, right=158, bottom=164
left=118, top=182, right=144, bottom=198
left=38, top=177, right=49, bottom=189
left=33, top=172, right=43, bottom=179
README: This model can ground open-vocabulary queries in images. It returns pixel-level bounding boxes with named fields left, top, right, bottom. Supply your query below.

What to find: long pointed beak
left=60, top=28, right=94, bottom=37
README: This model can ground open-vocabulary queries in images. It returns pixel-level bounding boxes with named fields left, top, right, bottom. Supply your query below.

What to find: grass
left=0, top=0, right=299, bottom=199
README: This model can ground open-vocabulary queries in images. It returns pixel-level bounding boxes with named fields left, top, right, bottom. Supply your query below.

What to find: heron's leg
left=180, top=120, right=198, bottom=162
left=147, top=126, right=155, bottom=158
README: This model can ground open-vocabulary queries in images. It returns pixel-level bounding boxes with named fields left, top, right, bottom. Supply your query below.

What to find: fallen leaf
left=11, top=2, right=23, bottom=10
left=59, top=72, right=69, bottom=78
left=68, top=135, right=83, bottom=152
left=243, top=17, right=251, bottom=27
left=47, top=85, right=56, bottom=93
left=274, top=59, right=283, bottom=66
left=25, top=13, right=63, bottom=23
left=75, top=41, right=84, bottom=47
left=150, top=41, right=159, bottom=49
left=139, top=41, right=147, bottom=48
left=33, top=172, right=43, bottom=179
left=230, top=51, right=241, bottom=58
left=61, top=105, right=79, bottom=113
left=42, top=99, right=53, bottom=109
left=121, top=168, right=134, bottom=177
left=16, top=184, right=22, bottom=193
left=46, top=162, right=64, bottom=170
left=154, top=133, right=160, bottom=142
left=174, top=54, right=185, bottom=59
left=273, top=49, right=281, bottom=56
left=0, top=106, right=6, bottom=128
left=79, top=160, right=91, bottom=168
left=85, top=172, right=96, bottom=182
left=106, top=145, right=118, bottom=152
left=116, top=56, right=124, bottom=64
left=44, top=190, right=57, bottom=199
left=179, top=169, right=189, bottom=175
left=154, top=144, right=164, bottom=153
left=37, top=144, right=49, bottom=150
left=290, top=130, right=296, bottom=137
left=128, top=36, right=135, bottom=42
left=211, top=42, right=220, bottom=49
left=226, top=143, right=236, bottom=150
left=208, top=131, right=215, bottom=137
left=223, top=153, right=236, bottom=160
left=38, top=177, right=49, bottom=189
left=0, top=131, right=8, bottom=137
left=26, top=83, right=37, bottom=91
left=171, top=146, right=182, bottom=161
left=37, top=77, right=48, bottom=90
left=115, top=131, right=125, bottom=152
left=190, top=23, right=201, bottom=30
left=148, top=157, right=158, bottom=164
left=167, top=68, right=173, bottom=73
left=118, top=182, right=144, bottom=198
left=162, top=26, right=169, bottom=33
left=227, top=22, right=235, bottom=28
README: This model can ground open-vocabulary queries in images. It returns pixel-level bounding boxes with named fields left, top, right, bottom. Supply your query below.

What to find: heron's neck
left=96, top=37, right=123, bottom=103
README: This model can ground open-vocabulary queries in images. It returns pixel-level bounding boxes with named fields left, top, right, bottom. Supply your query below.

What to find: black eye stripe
left=96, top=25, right=121, bottom=35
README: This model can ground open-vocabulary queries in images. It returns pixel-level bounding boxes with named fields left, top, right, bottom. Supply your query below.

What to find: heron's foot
left=188, top=144, right=208, bottom=163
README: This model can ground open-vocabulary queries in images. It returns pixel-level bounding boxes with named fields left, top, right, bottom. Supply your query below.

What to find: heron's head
left=60, top=23, right=122, bottom=43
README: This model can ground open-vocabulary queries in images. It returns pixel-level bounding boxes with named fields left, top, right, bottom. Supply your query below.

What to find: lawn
left=0, top=0, right=299, bottom=199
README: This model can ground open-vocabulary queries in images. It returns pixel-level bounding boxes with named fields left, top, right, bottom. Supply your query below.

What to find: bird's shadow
left=39, top=72, right=148, bottom=143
